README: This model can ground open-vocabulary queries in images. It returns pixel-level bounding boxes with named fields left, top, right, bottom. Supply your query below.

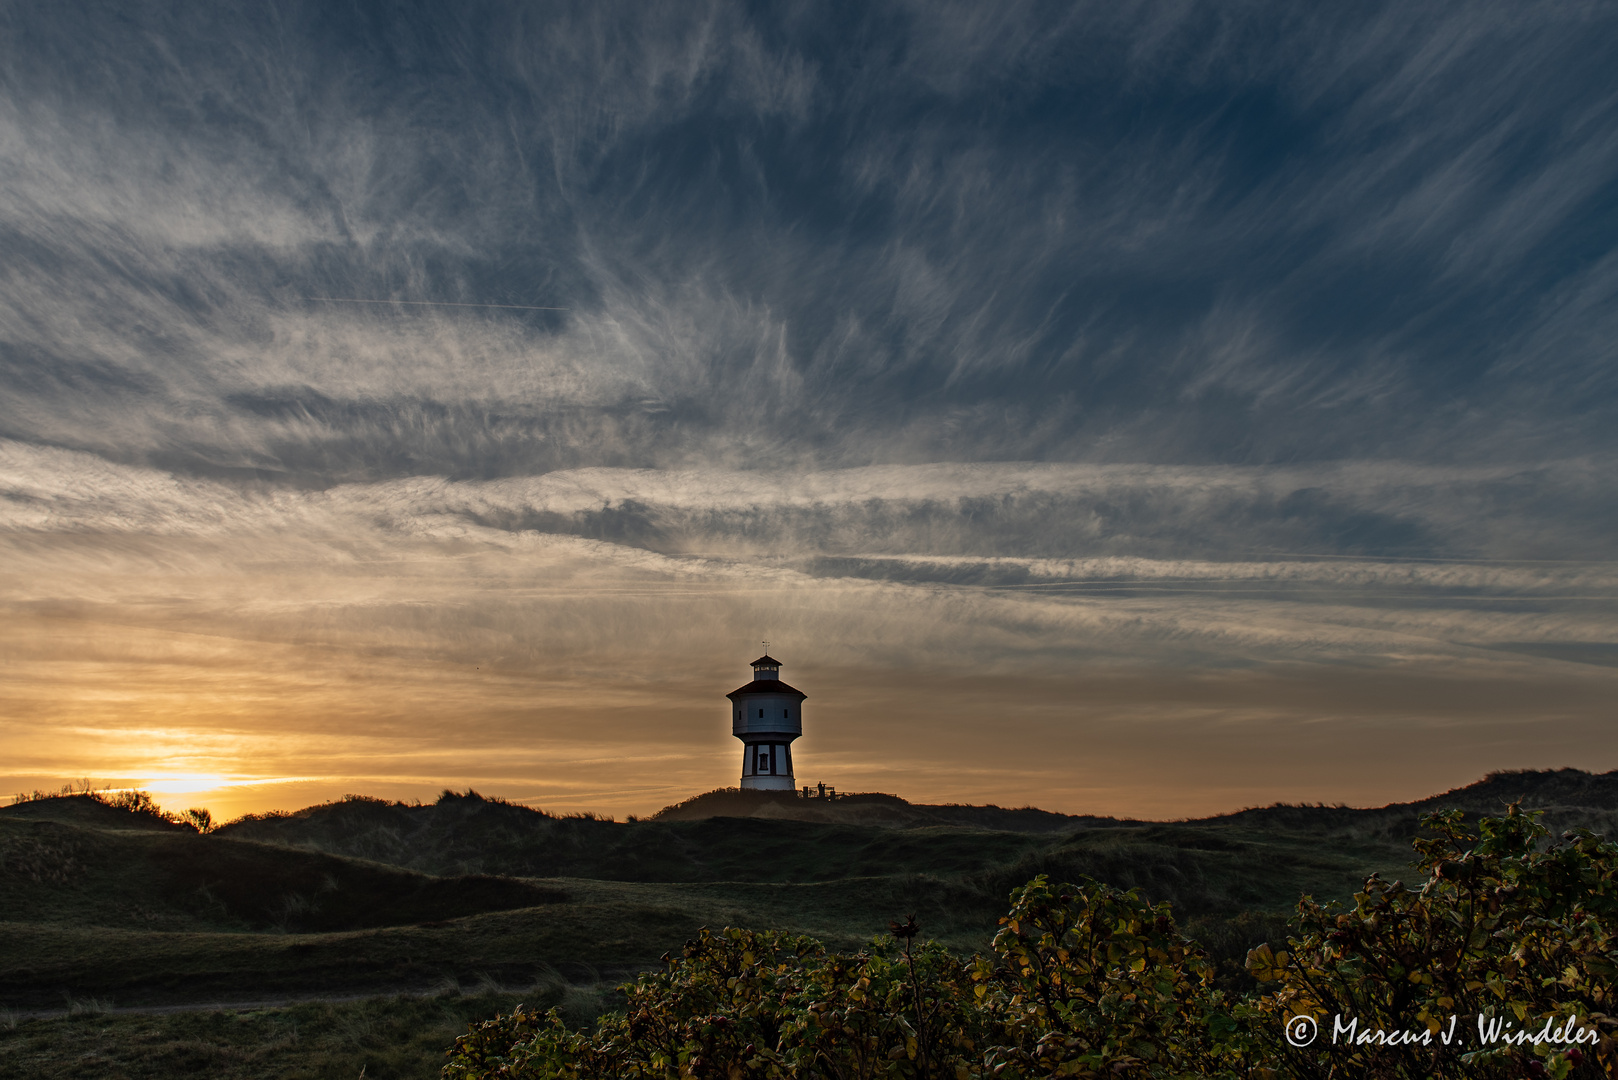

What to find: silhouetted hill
left=2, top=793, right=190, bottom=833
left=11, top=772, right=1609, bottom=911
left=3, top=769, right=1613, bottom=1011
left=650, top=789, right=1115, bottom=831
left=1207, top=768, right=1618, bottom=841
left=0, top=811, right=565, bottom=933
left=651, top=768, right=1618, bottom=833
left=212, top=791, right=1062, bottom=884
left=193, top=770, right=1618, bottom=891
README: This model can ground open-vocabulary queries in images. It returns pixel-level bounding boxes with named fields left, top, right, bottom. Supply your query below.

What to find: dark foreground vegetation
left=0, top=987, right=563, bottom=1080
left=1, top=769, right=1615, bottom=1078
left=451, top=807, right=1618, bottom=1078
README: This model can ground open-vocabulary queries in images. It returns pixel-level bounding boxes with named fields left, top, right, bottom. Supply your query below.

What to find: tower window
left=758, top=708, right=764, bottom=717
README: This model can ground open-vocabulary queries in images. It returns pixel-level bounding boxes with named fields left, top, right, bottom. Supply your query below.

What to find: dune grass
left=0, top=986, right=568, bottom=1080
left=0, top=811, right=564, bottom=934
left=1, top=797, right=1425, bottom=1012
left=3, top=770, right=1613, bottom=1079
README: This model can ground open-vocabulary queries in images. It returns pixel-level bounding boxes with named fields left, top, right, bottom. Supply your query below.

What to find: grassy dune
left=2, top=769, right=1614, bottom=1079
left=0, top=872, right=1032, bottom=1009
left=0, top=818, right=564, bottom=936
left=0, top=988, right=560, bottom=1080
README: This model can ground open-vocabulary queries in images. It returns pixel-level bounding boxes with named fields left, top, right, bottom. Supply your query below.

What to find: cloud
left=2, top=2, right=1616, bottom=814
left=4, top=442, right=1614, bottom=678
left=0, top=0, right=1615, bottom=480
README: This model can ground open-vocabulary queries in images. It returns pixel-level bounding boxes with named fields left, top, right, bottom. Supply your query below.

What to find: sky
left=2, top=0, right=1616, bottom=823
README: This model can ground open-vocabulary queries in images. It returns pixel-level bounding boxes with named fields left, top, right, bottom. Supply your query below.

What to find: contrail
left=301, top=297, right=568, bottom=310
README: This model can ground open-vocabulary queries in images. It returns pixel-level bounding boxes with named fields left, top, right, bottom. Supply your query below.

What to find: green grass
left=3, top=770, right=1614, bottom=1079
left=0, top=798, right=1449, bottom=1013
left=218, top=798, right=1070, bottom=884
left=0, top=875, right=1011, bottom=1009
left=0, top=987, right=567, bottom=1080
left=207, top=769, right=1618, bottom=884
left=966, top=821, right=1418, bottom=918
left=0, top=810, right=564, bottom=934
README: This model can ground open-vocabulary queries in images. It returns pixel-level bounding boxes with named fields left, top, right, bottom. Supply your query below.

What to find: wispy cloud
left=3, top=2, right=1616, bottom=472
left=4, top=442, right=1613, bottom=678
left=2, top=2, right=1616, bottom=815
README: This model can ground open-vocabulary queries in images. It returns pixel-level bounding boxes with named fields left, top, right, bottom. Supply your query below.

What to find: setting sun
left=138, top=774, right=235, bottom=796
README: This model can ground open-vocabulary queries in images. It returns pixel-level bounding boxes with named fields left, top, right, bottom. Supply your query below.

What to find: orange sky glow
left=4, top=2, right=1618, bottom=834
left=5, top=492, right=1613, bottom=824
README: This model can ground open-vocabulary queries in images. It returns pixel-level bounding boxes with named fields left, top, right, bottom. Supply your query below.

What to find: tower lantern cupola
left=726, top=653, right=805, bottom=791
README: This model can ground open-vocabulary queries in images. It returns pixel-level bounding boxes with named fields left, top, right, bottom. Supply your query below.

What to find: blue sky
left=1, top=1, right=1615, bottom=818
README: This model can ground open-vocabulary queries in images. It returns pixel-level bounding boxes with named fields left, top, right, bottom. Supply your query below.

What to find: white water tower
left=727, top=653, right=805, bottom=791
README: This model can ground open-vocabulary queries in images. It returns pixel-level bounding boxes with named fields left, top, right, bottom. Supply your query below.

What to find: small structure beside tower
left=727, top=651, right=806, bottom=791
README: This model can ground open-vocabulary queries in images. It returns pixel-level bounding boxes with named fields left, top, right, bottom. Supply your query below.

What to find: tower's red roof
left=727, top=679, right=807, bottom=700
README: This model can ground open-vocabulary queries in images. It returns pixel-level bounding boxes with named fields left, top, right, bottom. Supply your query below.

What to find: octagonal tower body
left=727, top=655, right=805, bottom=791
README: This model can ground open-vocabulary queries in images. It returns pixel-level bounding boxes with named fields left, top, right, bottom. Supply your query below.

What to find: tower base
left=741, top=775, right=795, bottom=791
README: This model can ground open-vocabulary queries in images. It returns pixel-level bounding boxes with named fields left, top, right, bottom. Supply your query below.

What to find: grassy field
left=0, top=813, right=1420, bottom=1009
left=0, top=814, right=565, bottom=935
left=0, top=987, right=568, bottom=1080
left=0, top=875, right=1005, bottom=1009
left=2, top=768, right=1614, bottom=1079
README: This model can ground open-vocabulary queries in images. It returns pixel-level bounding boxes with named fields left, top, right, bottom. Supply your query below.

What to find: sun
left=141, top=774, right=232, bottom=795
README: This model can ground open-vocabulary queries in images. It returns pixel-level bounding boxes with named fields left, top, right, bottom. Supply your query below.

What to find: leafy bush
left=97, top=789, right=166, bottom=816
left=977, top=876, right=1241, bottom=1078
left=445, top=807, right=1616, bottom=1080
left=179, top=807, right=215, bottom=833
left=1245, top=804, right=1616, bottom=1078
left=98, top=789, right=221, bottom=831
left=443, top=925, right=986, bottom=1079
left=446, top=881, right=1235, bottom=1079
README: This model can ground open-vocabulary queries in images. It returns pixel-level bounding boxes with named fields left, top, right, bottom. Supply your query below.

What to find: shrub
left=445, top=808, right=1616, bottom=1080
left=977, top=876, right=1242, bottom=1078
left=444, top=925, right=986, bottom=1079
left=180, top=807, right=215, bottom=833
left=445, top=882, right=1234, bottom=1079
left=1245, top=804, right=1617, bottom=1078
